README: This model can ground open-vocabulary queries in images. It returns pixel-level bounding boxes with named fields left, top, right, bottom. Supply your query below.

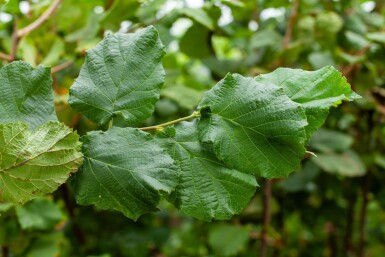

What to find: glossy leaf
left=69, top=26, right=165, bottom=126
left=255, top=66, right=360, bottom=140
left=198, top=73, right=308, bottom=178
left=156, top=121, right=257, bottom=221
left=0, top=122, right=83, bottom=204
left=0, top=61, right=57, bottom=129
left=70, top=127, right=179, bottom=220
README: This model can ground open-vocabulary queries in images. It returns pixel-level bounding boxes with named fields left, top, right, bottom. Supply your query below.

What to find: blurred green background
left=1, top=0, right=385, bottom=256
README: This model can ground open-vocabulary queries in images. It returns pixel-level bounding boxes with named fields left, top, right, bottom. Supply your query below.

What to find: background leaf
left=15, top=197, right=64, bottom=230
left=208, top=224, right=251, bottom=257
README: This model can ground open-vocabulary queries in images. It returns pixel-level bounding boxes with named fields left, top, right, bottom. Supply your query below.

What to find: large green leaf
left=70, top=127, right=179, bottom=220
left=68, top=26, right=166, bottom=126
left=155, top=122, right=257, bottom=221
left=0, top=61, right=57, bottom=129
left=0, top=122, right=83, bottom=204
left=255, top=66, right=360, bottom=140
left=198, top=73, right=308, bottom=178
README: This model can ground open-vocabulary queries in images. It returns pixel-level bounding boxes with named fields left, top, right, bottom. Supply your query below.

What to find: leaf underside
left=0, top=122, right=83, bottom=204
left=70, top=127, right=179, bottom=220
left=68, top=26, right=166, bottom=126
left=156, top=121, right=257, bottom=221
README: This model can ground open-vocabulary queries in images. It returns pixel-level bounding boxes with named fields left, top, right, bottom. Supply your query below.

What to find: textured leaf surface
left=0, top=61, right=57, bottom=129
left=255, top=66, right=360, bottom=140
left=156, top=122, right=257, bottom=221
left=198, top=73, right=307, bottom=178
left=70, top=127, right=178, bottom=220
left=0, top=122, right=83, bottom=204
left=69, top=26, right=165, bottom=126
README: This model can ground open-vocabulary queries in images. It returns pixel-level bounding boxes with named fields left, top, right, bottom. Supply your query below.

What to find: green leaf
left=180, top=8, right=215, bottom=30
left=161, top=84, right=204, bottom=110
left=198, top=73, right=308, bottom=178
left=312, top=150, right=365, bottom=177
left=1, top=0, right=20, bottom=14
left=0, top=61, right=57, bottom=129
left=180, top=23, right=212, bottom=58
left=69, top=26, right=166, bottom=126
left=70, top=127, right=178, bottom=220
left=155, top=121, right=257, bottom=221
left=0, top=202, right=13, bottom=213
left=41, top=38, right=65, bottom=66
left=255, top=66, right=360, bottom=140
left=310, top=128, right=353, bottom=152
left=0, top=122, right=83, bottom=204
left=101, top=0, right=141, bottom=31
left=277, top=161, right=320, bottom=193
left=15, top=197, right=64, bottom=230
left=367, top=32, right=385, bottom=44
left=208, top=224, right=251, bottom=256
left=26, top=232, right=65, bottom=257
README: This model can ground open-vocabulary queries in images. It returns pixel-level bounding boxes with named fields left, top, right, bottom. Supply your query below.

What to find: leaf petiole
left=139, top=111, right=201, bottom=131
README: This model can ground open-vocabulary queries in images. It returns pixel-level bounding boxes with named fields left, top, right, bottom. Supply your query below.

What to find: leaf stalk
left=139, top=111, right=201, bottom=131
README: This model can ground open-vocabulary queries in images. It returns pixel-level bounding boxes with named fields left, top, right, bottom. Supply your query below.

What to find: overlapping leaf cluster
left=0, top=62, right=83, bottom=204
left=0, top=25, right=358, bottom=221
left=66, top=26, right=358, bottom=220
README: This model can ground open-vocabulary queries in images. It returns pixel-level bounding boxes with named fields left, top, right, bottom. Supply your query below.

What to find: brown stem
left=0, top=52, right=12, bottom=61
left=16, top=0, right=62, bottom=38
left=260, top=179, right=272, bottom=257
left=357, top=174, right=370, bottom=257
left=326, top=222, right=337, bottom=257
left=61, top=185, right=86, bottom=246
left=343, top=192, right=357, bottom=255
left=9, top=17, right=20, bottom=62
left=1, top=246, right=9, bottom=257
left=272, top=193, right=285, bottom=257
left=282, top=0, right=299, bottom=49
left=51, top=60, right=73, bottom=73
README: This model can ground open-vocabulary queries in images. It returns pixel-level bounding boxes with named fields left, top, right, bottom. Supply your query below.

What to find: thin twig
left=60, top=185, right=86, bottom=246
left=9, top=17, right=19, bottom=61
left=343, top=190, right=357, bottom=255
left=282, top=0, right=299, bottom=49
left=1, top=246, right=9, bottom=257
left=357, top=174, right=370, bottom=257
left=51, top=60, right=73, bottom=73
left=0, top=52, right=12, bottom=61
left=326, top=222, right=337, bottom=257
left=16, top=0, right=62, bottom=38
left=259, top=179, right=272, bottom=257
